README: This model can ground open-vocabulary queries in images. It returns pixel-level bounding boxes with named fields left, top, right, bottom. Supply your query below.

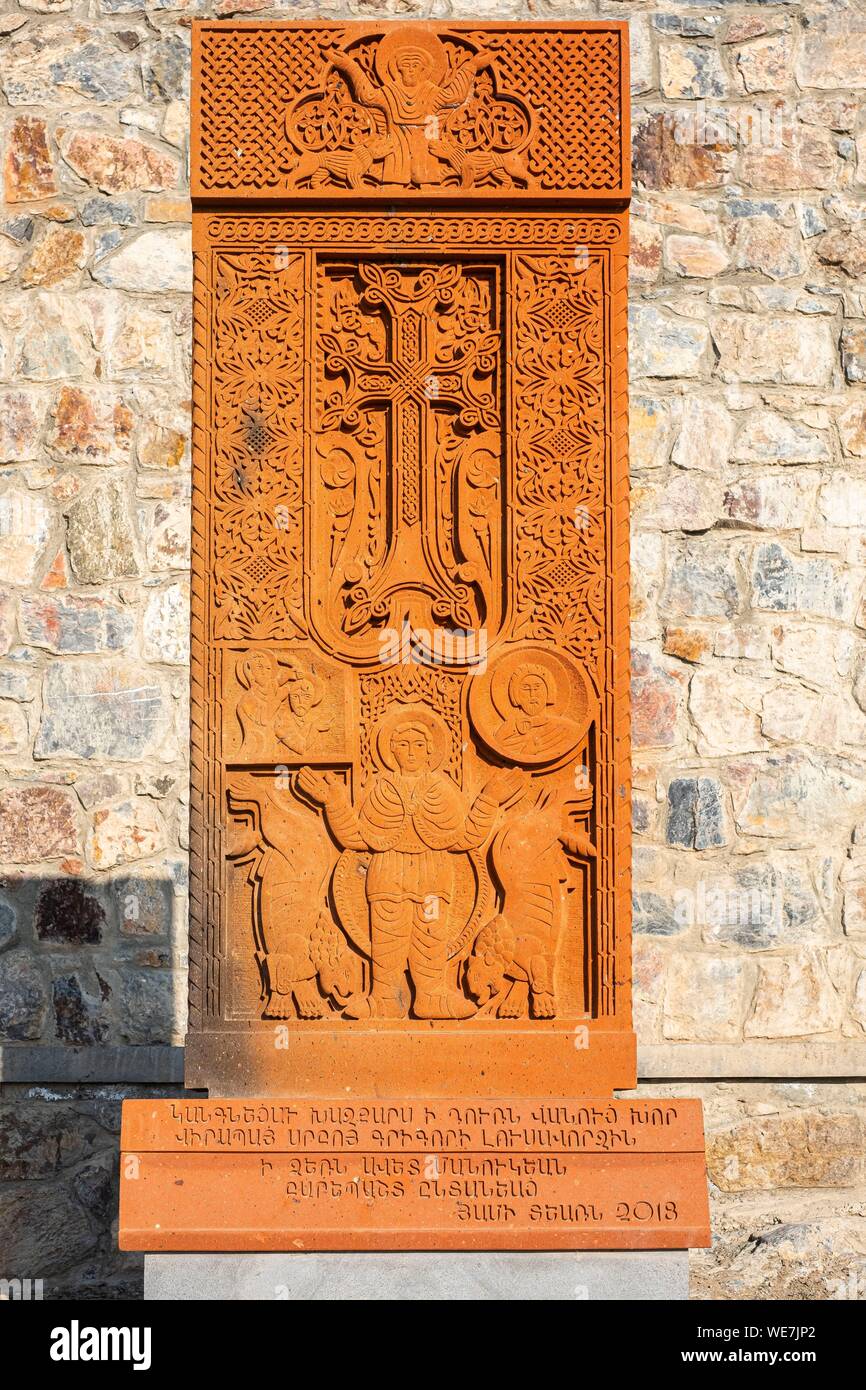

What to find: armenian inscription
left=120, top=1098, right=710, bottom=1251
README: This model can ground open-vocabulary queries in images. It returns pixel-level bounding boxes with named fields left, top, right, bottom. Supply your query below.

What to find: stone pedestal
left=144, top=1251, right=689, bottom=1302
left=120, top=1097, right=710, bottom=1253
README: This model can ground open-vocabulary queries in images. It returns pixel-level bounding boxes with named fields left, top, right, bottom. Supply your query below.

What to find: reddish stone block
left=120, top=1098, right=711, bottom=1251
left=120, top=19, right=710, bottom=1254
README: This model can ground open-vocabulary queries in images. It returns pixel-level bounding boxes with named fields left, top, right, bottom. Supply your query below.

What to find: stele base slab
left=119, top=1098, right=710, bottom=1253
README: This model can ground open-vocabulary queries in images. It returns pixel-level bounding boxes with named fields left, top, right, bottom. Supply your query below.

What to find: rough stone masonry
left=1, top=0, right=866, bottom=1300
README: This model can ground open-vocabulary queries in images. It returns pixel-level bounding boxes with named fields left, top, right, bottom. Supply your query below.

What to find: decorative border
left=606, top=243, right=631, bottom=1021
left=188, top=248, right=208, bottom=1031
left=204, top=216, right=625, bottom=247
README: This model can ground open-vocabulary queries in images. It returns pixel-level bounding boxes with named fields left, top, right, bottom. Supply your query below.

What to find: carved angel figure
left=326, top=33, right=491, bottom=187
left=297, top=707, right=520, bottom=1020
left=234, top=652, right=278, bottom=759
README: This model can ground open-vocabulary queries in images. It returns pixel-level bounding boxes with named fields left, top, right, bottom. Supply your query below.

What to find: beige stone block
left=663, top=955, right=746, bottom=1042
left=746, top=951, right=843, bottom=1038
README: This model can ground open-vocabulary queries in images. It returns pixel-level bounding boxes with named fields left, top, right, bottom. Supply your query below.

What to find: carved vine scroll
left=188, top=22, right=632, bottom=1094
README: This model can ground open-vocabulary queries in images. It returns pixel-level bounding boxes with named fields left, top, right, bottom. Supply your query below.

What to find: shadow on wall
left=0, top=871, right=189, bottom=1301
left=0, top=871, right=187, bottom=1048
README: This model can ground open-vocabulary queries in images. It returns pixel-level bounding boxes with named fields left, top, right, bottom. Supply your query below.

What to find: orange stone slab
left=184, top=1024, right=637, bottom=1099
left=191, top=21, right=631, bottom=204
left=120, top=20, right=711, bottom=1258
left=184, top=20, right=635, bottom=1096
left=119, top=1099, right=710, bottom=1252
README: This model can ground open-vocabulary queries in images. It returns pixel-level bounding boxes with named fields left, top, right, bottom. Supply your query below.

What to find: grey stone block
left=0, top=1043, right=184, bottom=1083
left=145, top=1250, right=688, bottom=1301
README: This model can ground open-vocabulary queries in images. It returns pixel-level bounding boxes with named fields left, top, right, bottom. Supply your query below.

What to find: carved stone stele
left=119, top=21, right=712, bottom=1258
left=183, top=20, right=634, bottom=1096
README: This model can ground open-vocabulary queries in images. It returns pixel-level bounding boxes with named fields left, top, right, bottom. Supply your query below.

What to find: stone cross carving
left=315, top=260, right=502, bottom=648
left=118, top=21, right=712, bottom=1262
left=186, top=19, right=634, bottom=1097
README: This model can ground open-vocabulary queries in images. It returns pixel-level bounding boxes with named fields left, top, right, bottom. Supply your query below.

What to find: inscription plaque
left=119, top=19, right=711, bottom=1255
left=122, top=1099, right=709, bottom=1251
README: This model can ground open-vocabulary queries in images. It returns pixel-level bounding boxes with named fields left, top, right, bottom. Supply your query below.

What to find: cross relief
left=188, top=21, right=632, bottom=1050
left=314, top=260, right=504, bottom=655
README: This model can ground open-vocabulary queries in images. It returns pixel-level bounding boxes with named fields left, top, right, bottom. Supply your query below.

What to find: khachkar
left=120, top=21, right=710, bottom=1254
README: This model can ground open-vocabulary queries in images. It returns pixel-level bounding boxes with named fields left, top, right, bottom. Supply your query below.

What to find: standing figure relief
left=274, top=658, right=332, bottom=757
left=233, top=652, right=278, bottom=761
left=297, top=707, right=522, bottom=1021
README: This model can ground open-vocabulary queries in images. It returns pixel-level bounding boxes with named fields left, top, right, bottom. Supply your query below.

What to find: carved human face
left=288, top=680, right=314, bottom=715
left=395, top=51, right=428, bottom=88
left=514, top=672, right=549, bottom=717
left=247, top=654, right=272, bottom=691
left=391, top=725, right=432, bottom=773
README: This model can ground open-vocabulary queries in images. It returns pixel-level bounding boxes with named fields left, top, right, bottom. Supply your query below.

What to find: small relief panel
left=193, top=22, right=629, bottom=201
left=223, top=648, right=351, bottom=764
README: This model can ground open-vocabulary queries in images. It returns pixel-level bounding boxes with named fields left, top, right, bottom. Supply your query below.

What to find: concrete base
left=144, top=1250, right=689, bottom=1301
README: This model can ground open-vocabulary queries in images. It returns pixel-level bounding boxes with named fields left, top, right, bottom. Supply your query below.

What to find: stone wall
left=1, top=0, right=865, bottom=1300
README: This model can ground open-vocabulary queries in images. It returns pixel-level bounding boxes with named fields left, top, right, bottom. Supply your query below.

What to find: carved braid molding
left=205, top=217, right=624, bottom=247
left=192, top=22, right=629, bottom=201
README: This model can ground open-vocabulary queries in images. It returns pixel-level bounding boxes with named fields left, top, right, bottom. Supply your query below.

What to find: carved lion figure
left=465, top=914, right=514, bottom=1008
left=433, top=139, right=533, bottom=190
left=263, top=912, right=363, bottom=1020
left=284, top=141, right=382, bottom=191
left=466, top=911, right=557, bottom=1020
